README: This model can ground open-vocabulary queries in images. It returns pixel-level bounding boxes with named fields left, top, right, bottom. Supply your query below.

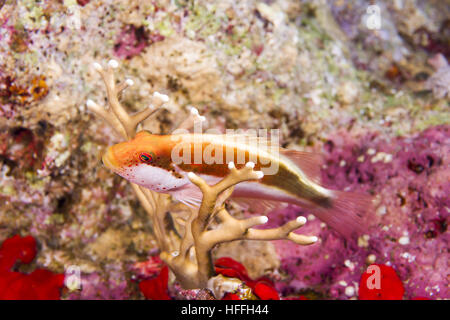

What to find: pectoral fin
left=171, top=185, right=203, bottom=208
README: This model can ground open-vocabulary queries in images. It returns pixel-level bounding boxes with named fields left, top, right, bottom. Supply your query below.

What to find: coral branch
left=86, top=60, right=173, bottom=253
left=87, top=60, right=318, bottom=294
left=185, top=161, right=317, bottom=287
left=88, top=60, right=168, bottom=140
left=174, top=106, right=206, bottom=132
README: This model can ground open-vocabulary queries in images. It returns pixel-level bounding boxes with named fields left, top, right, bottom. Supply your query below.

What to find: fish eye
left=139, top=152, right=154, bottom=163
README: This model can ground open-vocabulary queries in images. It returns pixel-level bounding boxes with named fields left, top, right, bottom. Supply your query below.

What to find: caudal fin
left=306, top=191, right=373, bottom=239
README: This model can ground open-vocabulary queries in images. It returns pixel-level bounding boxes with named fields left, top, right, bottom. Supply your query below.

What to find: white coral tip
left=255, top=171, right=264, bottom=179
left=125, top=79, right=134, bottom=86
left=228, top=161, right=235, bottom=169
left=108, top=59, right=119, bottom=68
left=187, top=172, right=196, bottom=179
left=310, top=236, right=319, bottom=243
left=259, top=216, right=269, bottom=224
left=245, top=161, right=255, bottom=168
left=154, top=91, right=169, bottom=102
left=86, top=99, right=96, bottom=108
left=296, top=216, right=307, bottom=224
left=190, top=107, right=199, bottom=116
left=92, top=62, right=102, bottom=71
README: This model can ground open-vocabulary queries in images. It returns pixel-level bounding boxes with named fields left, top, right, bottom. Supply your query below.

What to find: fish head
left=102, top=131, right=185, bottom=191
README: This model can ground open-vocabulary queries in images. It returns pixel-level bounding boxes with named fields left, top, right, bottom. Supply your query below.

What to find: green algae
left=185, top=3, right=226, bottom=39
left=0, top=183, right=16, bottom=196
left=155, top=17, right=175, bottom=37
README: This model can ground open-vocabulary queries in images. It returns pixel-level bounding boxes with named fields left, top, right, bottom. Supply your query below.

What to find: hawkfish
left=102, top=131, right=372, bottom=237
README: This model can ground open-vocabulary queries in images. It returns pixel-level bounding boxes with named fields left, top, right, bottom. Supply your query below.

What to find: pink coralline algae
left=67, top=265, right=131, bottom=300
left=76, top=0, right=90, bottom=6
left=270, top=125, right=448, bottom=299
left=114, top=25, right=164, bottom=60
left=0, top=235, right=65, bottom=300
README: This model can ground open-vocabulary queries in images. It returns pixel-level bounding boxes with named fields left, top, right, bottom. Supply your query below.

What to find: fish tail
left=304, top=191, right=373, bottom=239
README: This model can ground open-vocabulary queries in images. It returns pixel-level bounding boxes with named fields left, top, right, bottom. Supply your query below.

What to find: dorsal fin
left=280, top=148, right=323, bottom=183
left=209, top=132, right=275, bottom=148
left=134, top=130, right=152, bottom=139
left=226, top=134, right=270, bottom=144
left=207, top=134, right=323, bottom=183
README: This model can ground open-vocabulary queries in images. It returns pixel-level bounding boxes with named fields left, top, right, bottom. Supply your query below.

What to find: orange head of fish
left=102, top=131, right=174, bottom=177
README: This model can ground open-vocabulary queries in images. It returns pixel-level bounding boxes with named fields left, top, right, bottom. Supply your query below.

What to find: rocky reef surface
left=0, top=0, right=448, bottom=299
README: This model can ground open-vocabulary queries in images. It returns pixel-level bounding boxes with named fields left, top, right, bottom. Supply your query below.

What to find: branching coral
left=86, top=60, right=178, bottom=262
left=163, top=161, right=316, bottom=289
left=86, top=60, right=317, bottom=295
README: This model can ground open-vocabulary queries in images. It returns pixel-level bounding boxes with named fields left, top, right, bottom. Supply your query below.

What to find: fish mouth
left=102, top=147, right=118, bottom=170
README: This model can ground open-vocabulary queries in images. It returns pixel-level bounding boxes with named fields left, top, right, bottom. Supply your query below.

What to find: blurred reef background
left=0, top=0, right=448, bottom=299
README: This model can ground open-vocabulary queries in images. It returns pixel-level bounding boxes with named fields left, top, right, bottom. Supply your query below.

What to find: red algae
left=359, top=264, right=405, bottom=300
left=114, top=25, right=164, bottom=60
left=0, top=235, right=65, bottom=300
left=214, top=257, right=280, bottom=300
left=138, top=266, right=171, bottom=300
